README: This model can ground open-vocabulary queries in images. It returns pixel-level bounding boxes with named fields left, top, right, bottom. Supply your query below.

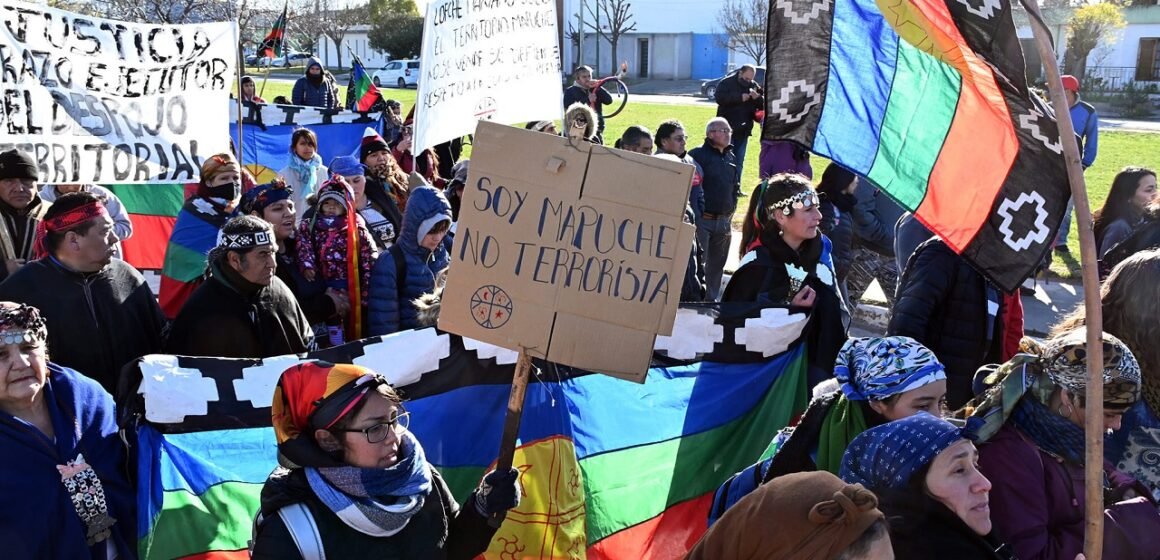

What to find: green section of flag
left=866, top=41, right=961, bottom=210
left=440, top=465, right=485, bottom=504
left=161, top=241, right=208, bottom=282
left=107, top=184, right=185, bottom=217
left=580, top=350, right=808, bottom=543
left=143, top=483, right=262, bottom=560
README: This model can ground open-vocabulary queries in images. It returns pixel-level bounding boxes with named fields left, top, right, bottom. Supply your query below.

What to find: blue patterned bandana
left=834, top=337, right=947, bottom=402
left=840, top=413, right=967, bottom=490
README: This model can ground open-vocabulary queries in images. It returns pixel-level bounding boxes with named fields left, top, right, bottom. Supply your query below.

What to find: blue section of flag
left=230, top=116, right=383, bottom=174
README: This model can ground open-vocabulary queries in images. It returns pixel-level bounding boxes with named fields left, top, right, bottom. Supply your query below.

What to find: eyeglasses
left=334, top=409, right=410, bottom=444
left=709, top=128, right=732, bottom=134
left=669, top=135, right=688, bottom=141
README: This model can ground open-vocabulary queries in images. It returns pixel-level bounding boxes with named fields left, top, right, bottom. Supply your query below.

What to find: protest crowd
left=3, top=1, right=1160, bottom=559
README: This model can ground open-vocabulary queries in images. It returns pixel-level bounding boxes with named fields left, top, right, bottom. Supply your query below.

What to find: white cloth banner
left=414, top=0, right=562, bottom=153
left=0, top=1, right=236, bottom=184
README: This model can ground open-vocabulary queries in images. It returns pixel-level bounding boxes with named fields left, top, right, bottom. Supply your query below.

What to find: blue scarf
left=288, top=152, right=323, bottom=198
left=306, top=430, right=433, bottom=536
left=1012, top=397, right=1086, bottom=464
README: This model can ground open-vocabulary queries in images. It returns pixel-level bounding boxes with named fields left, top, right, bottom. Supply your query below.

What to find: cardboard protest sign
left=439, top=121, right=695, bottom=381
left=0, top=1, right=236, bottom=184
left=413, top=0, right=562, bottom=154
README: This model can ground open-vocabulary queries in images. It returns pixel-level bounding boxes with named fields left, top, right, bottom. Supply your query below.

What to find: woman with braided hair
left=0, top=303, right=135, bottom=559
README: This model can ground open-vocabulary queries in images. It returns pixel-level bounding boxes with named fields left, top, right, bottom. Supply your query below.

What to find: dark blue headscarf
left=840, top=413, right=967, bottom=490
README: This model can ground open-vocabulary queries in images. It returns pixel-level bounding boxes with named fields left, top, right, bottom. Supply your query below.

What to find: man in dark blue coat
left=714, top=65, right=763, bottom=184
left=690, top=118, right=740, bottom=301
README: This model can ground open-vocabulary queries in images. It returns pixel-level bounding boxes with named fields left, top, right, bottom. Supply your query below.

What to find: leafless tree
left=92, top=0, right=233, bottom=24
left=314, top=0, right=368, bottom=68
left=583, top=0, right=636, bottom=76
left=716, top=0, right=767, bottom=66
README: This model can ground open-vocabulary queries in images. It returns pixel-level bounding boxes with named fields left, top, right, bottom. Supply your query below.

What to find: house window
left=1138, top=38, right=1160, bottom=81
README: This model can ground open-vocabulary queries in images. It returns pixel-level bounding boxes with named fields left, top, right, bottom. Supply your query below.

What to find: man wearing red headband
left=0, top=192, right=165, bottom=394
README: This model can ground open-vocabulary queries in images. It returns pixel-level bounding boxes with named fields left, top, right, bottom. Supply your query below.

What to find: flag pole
left=234, top=13, right=245, bottom=165
left=1020, top=0, right=1104, bottom=557
left=488, top=350, right=533, bottom=528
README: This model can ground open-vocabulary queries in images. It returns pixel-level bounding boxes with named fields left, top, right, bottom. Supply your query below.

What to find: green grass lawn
left=247, top=80, right=1156, bottom=279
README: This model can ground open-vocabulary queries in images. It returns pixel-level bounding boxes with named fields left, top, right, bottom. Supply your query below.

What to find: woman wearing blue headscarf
left=708, top=336, right=947, bottom=525
left=840, top=413, right=1013, bottom=560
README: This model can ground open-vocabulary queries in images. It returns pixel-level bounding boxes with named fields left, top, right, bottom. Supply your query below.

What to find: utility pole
left=578, top=0, right=585, bottom=72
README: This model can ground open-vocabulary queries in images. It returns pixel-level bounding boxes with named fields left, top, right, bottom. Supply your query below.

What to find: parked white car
left=373, top=60, right=420, bottom=88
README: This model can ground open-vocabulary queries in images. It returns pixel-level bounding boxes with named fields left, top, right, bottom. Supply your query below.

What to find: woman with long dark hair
left=724, top=173, right=849, bottom=385
left=1093, top=166, right=1156, bottom=258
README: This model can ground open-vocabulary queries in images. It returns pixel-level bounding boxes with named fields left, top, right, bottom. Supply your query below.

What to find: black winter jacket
left=850, top=185, right=904, bottom=257
left=875, top=489, right=1017, bottom=560
left=681, top=205, right=707, bottom=301
left=888, top=237, right=1003, bottom=409
left=0, top=257, right=165, bottom=394
left=164, top=262, right=312, bottom=359
left=563, top=84, right=612, bottom=136
left=251, top=467, right=496, bottom=560
left=275, top=237, right=337, bottom=325
left=689, top=141, right=740, bottom=215
left=819, top=196, right=854, bottom=283
left=714, top=73, right=764, bottom=138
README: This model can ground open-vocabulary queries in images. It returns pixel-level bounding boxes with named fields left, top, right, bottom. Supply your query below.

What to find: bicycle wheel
left=605, top=78, right=629, bottom=118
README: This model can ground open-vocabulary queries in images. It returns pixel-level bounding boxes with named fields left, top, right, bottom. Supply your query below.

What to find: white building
left=316, top=25, right=391, bottom=69
left=1017, top=5, right=1160, bottom=87
left=561, top=0, right=744, bottom=80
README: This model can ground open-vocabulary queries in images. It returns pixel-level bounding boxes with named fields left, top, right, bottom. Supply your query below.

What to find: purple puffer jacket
left=978, top=424, right=1160, bottom=560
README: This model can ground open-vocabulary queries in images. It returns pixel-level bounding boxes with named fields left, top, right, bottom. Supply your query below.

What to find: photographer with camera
left=714, top=65, right=764, bottom=185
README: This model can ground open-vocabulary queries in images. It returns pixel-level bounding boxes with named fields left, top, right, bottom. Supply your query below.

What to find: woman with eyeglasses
left=724, top=172, right=849, bottom=386
left=251, top=361, right=519, bottom=559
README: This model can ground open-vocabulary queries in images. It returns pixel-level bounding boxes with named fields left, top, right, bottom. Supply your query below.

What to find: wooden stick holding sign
left=489, top=351, right=534, bottom=527
left=1020, top=0, right=1105, bottom=557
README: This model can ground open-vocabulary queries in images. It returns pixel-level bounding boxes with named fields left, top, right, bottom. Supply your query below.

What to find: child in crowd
left=297, top=177, right=378, bottom=346
left=278, top=128, right=328, bottom=219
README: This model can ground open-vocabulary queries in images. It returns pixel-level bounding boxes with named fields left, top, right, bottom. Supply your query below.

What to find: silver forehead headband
left=770, top=191, right=819, bottom=216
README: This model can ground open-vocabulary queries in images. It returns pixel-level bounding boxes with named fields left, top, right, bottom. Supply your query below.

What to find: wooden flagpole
left=234, top=15, right=245, bottom=164
left=488, top=351, right=534, bottom=528
left=1021, top=0, right=1104, bottom=557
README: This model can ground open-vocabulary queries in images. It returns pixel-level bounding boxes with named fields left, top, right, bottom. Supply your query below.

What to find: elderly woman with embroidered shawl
left=0, top=303, right=134, bottom=559
left=841, top=413, right=1014, bottom=560
left=251, top=361, right=520, bottom=559
left=970, top=330, right=1160, bottom=560
left=690, top=471, right=890, bottom=559
left=709, top=336, right=947, bottom=526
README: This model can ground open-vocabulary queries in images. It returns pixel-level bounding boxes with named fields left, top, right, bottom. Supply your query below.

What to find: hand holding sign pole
left=439, top=122, right=695, bottom=527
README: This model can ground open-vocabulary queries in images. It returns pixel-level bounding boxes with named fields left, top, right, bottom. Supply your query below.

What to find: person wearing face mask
left=841, top=413, right=1015, bottom=560
left=709, top=336, right=947, bottom=526
left=292, top=58, right=339, bottom=109
left=0, top=193, right=165, bottom=395
left=725, top=173, right=849, bottom=386
left=367, top=184, right=452, bottom=336
left=970, top=330, right=1160, bottom=560
left=250, top=362, right=516, bottom=559
left=0, top=303, right=135, bottom=560
left=159, top=153, right=243, bottom=318
left=164, top=215, right=311, bottom=358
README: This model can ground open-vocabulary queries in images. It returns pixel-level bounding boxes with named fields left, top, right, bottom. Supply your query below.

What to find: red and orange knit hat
left=272, top=361, right=389, bottom=467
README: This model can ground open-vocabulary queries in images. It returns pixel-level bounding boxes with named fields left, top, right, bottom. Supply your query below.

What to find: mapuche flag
left=257, top=3, right=288, bottom=59
left=350, top=55, right=381, bottom=112
left=763, top=0, right=1069, bottom=292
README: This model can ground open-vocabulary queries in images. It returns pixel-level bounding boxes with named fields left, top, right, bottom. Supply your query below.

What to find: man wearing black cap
left=0, top=149, right=50, bottom=281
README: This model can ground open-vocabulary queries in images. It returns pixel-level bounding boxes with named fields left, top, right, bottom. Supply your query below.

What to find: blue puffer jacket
left=368, top=186, right=452, bottom=335
left=291, top=57, right=338, bottom=109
